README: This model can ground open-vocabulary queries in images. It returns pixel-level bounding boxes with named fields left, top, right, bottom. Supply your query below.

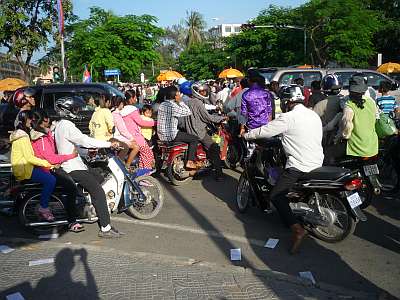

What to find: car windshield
left=105, top=84, right=125, bottom=98
left=259, top=70, right=276, bottom=84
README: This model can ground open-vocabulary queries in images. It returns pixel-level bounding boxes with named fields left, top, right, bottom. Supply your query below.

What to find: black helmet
left=191, top=81, right=210, bottom=103
left=279, top=85, right=305, bottom=112
left=322, top=74, right=342, bottom=95
left=55, top=96, right=86, bottom=119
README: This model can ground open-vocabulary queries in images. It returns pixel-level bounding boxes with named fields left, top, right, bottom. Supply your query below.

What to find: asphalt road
left=1, top=169, right=399, bottom=298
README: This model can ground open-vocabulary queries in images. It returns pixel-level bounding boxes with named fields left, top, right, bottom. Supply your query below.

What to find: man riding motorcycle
left=53, top=96, right=124, bottom=238
left=243, top=85, right=324, bottom=254
left=179, top=81, right=227, bottom=181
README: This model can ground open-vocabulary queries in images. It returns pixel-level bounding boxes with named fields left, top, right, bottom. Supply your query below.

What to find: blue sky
left=74, top=0, right=306, bottom=28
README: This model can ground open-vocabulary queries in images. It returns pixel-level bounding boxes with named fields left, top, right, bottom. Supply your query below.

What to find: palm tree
left=184, top=10, right=206, bottom=48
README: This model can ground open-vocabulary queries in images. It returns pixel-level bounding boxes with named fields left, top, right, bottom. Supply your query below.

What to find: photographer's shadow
left=33, top=248, right=99, bottom=300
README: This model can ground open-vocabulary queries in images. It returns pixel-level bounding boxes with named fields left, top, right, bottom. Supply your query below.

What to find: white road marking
left=112, top=216, right=266, bottom=247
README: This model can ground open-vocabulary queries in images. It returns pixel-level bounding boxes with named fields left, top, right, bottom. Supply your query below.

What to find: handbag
left=375, top=112, right=397, bottom=139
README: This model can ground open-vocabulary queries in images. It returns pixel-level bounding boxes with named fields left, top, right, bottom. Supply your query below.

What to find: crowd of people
left=6, top=69, right=399, bottom=251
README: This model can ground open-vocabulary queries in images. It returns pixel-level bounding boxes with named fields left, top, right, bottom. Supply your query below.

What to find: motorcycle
left=236, top=138, right=367, bottom=243
left=0, top=148, right=164, bottom=233
left=157, top=123, right=233, bottom=186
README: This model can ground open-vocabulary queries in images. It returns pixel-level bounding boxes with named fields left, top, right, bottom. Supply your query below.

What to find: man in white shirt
left=244, top=85, right=324, bottom=254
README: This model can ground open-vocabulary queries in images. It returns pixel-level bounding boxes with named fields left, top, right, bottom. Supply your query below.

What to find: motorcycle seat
left=301, top=166, right=350, bottom=181
left=157, top=141, right=188, bottom=149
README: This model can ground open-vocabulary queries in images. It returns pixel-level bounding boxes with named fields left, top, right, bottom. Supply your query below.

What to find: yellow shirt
left=10, top=130, right=51, bottom=180
left=140, top=115, right=154, bottom=140
left=89, top=107, right=114, bottom=141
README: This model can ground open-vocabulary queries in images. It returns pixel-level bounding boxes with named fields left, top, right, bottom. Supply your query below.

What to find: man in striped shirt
left=376, top=81, right=399, bottom=117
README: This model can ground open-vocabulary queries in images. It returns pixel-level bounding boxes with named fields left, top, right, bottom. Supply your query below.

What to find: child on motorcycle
left=10, top=110, right=56, bottom=221
left=140, top=104, right=154, bottom=146
left=30, top=110, right=84, bottom=232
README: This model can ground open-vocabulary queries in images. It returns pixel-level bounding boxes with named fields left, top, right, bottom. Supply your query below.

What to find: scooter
left=236, top=138, right=367, bottom=243
left=0, top=148, right=164, bottom=232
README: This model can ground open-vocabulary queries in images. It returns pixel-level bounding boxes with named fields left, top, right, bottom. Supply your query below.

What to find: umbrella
left=156, top=70, right=183, bottom=81
left=377, top=62, right=400, bottom=74
left=218, top=68, right=244, bottom=79
left=0, top=78, right=27, bottom=91
left=296, top=64, right=315, bottom=69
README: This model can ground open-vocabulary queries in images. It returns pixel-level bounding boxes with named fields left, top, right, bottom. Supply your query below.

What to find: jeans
left=269, top=168, right=304, bottom=227
left=69, top=169, right=110, bottom=228
left=31, top=167, right=56, bottom=208
left=52, top=168, right=79, bottom=223
left=174, top=131, right=199, bottom=161
left=201, top=134, right=222, bottom=176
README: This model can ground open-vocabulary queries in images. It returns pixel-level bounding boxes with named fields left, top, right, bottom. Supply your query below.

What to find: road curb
left=0, top=236, right=378, bottom=299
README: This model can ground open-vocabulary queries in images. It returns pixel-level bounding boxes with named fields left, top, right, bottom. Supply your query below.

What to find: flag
left=57, top=0, right=64, bottom=35
left=83, top=65, right=92, bottom=83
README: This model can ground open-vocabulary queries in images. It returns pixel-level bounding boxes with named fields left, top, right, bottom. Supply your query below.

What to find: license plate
left=346, top=192, right=363, bottom=209
left=363, top=164, right=379, bottom=176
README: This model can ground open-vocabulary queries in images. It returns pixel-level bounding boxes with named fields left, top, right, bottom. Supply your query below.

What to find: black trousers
left=174, top=131, right=199, bottom=161
left=201, top=134, right=222, bottom=176
left=69, top=169, right=110, bottom=228
left=52, top=168, right=78, bottom=223
left=269, top=168, right=304, bottom=227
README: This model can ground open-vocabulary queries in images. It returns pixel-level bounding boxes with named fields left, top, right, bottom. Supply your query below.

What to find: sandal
left=68, top=222, right=85, bottom=233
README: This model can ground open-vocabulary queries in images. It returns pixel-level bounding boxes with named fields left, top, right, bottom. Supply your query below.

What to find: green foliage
left=178, top=43, right=228, bottom=80
left=66, top=7, right=163, bottom=82
left=184, top=11, right=206, bottom=48
left=0, top=0, right=74, bottom=81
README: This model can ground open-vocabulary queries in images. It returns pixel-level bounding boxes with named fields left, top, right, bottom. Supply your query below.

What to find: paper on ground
left=264, top=238, right=279, bottom=249
left=299, top=271, right=316, bottom=284
left=29, top=258, right=54, bottom=266
left=38, top=233, right=59, bottom=239
left=0, top=245, right=15, bottom=254
left=230, top=248, right=241, bottom=261
left=6, top=292, right=25, bottom=300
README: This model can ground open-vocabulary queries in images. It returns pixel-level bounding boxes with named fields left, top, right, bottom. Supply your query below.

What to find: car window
left=259, top=70, right=276, bottom=84
left=42, top=92, right=74, bottom=113
left=365, top=72, right=388, bottom=89
left=279, top=72, right=322, bottom=87
left=333, top=72, right=354, bottom=88
left=75, top=91, right=102, bottom=111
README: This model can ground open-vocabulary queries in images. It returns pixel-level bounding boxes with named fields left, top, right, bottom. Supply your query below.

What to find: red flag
left=57, top=0, right=64, bottom=35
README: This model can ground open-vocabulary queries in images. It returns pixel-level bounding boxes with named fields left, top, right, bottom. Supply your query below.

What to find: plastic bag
left=375, top=112, right=397, bottom=139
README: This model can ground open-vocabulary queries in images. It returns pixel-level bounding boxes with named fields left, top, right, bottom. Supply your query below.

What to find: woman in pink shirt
left=112, top=97, right=140, bottom=169
left=121, top=90, right=155, bottom=175
left=30, top=110, right=84, bottom=232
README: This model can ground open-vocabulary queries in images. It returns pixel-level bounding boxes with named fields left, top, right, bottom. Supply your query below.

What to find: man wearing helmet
left=14, top=87, right=37, bottom=128
left=243, top=85, right=324, bottom=254
left=53, top=96, right=124, bottom=238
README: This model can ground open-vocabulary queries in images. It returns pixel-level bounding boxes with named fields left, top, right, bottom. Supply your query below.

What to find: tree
left=66, top=7, right=164, bottom=82
left=0, top=0, right=74, bottom=81
left=157, top=23, right=186, bottom=70
left=178, top=43, right=228, bottom=80
left=184, top=11, right=206, bottom=48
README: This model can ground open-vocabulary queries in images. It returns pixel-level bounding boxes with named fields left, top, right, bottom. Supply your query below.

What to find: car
left=0, top=82, right=125, bottom=138
left=257, top=67, right=399, bottom=97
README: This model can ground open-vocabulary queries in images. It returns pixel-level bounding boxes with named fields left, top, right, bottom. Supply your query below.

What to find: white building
left=208, top=23, right=242, bottom=38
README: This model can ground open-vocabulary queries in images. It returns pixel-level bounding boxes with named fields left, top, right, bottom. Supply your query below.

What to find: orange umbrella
left=156, top=70, right=183, bottom=81
left=296, top=64, right=314, bottom=69
left=377, top=62, right=400, bottom=74
left=218, top=68, right=244, bottom=79
left=0, top=78, right=27, bottom=91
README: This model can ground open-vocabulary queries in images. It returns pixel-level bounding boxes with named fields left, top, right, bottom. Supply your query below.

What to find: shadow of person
left=33, top=248, right=99, bottom=300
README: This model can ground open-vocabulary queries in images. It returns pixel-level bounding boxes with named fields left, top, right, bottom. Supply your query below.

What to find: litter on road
left=28, top=258, right=55, bottom=266
left=299, top=271, right=316, bottom=284
left=0, top=245, right=15, bottom=254
left=264, top=238, right=279, bottom=249
left=6, top=292, right=25, bottom=300
left=230, top=248, right=241, bottom=261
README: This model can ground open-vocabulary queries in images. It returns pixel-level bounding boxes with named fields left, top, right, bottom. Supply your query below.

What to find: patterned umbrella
left=0, top=78, right=27, bottom=91
left=156, top=70, right=184, bottom=81
left=377, top=62, right=400, bottom=74
left=218, top=68, right=244, bottom=79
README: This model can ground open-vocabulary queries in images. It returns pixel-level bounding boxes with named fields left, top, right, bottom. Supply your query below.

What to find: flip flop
left=68, top=223, right=85, bottom=233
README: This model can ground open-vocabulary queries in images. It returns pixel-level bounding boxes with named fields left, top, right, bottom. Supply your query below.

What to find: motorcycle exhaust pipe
left=368, top=175, right=381, bottom=195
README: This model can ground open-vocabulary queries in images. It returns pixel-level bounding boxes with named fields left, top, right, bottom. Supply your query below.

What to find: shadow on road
left=200, top=171, right=384, bottom=296
left=0, top=248, right=99, bottom=300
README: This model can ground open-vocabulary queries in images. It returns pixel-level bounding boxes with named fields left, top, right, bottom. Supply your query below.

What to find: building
left=0, top=53, right=40, bottom=81
left=208, top=23, right=242, bottom=38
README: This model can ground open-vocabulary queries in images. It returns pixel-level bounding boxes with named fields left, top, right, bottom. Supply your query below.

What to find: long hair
left=31, top=109, right=49, bottom=134
left=349, top=92, right=365, bottom=109
left=16, top=110, right=33, bottom=133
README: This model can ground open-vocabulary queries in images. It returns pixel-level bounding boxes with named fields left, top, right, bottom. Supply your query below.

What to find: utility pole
left=60, top=35, right=67, bottom=82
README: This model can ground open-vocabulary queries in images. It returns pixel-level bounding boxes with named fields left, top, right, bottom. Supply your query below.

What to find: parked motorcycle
left=157, top=123, right=233, bottom=185
left=236, top=138, right=367, bottom=243
left=0, top=148, right=164, bottom=233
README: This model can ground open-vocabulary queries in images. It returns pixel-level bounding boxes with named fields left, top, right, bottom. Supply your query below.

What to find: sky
left=74, top=0, right=307, bottom=28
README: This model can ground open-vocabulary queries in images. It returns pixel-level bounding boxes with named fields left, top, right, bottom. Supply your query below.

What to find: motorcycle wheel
left=18, top=192, right=68, bottom=234
left=377, top=156, right=399, bottom=193
left=309, top=193, right=356, bottom=243
left=236, top=174, right=252, bottom=213
left=166, top=153, right=193, bottom=186
left=126, top=175, right=164, bottom=220
left=224, top=142, right=241, bottom=170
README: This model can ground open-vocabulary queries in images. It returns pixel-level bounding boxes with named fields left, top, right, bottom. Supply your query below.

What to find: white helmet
left=177, top=78, right=188, bottom=85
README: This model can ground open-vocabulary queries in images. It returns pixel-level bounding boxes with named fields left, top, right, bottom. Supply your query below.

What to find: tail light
left=345, top=178, right=363, bottom=191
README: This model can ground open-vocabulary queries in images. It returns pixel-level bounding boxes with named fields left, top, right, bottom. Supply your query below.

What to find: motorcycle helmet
left=179, top=80, right=193, bottom=96
left=191, top=81, right=210, bottom=103
left=177, top=78, right=188, bottom=85
left=351, top=72, right=368, bottom=84
left=13, top=87, right=36, bottom=108
left=321, top=74, right=342, bottom=95
left=278, top=85, right=305, bottom=112
left=55, top=96, right=86, bottom=119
